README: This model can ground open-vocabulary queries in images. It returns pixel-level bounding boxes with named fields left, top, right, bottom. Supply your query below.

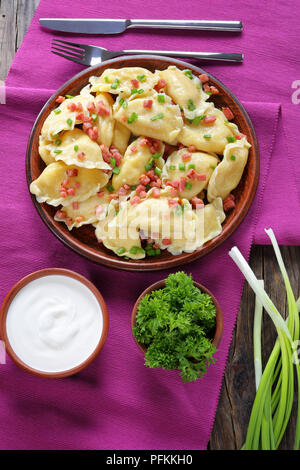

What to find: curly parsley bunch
left=133, top=272, right=217, bottom=382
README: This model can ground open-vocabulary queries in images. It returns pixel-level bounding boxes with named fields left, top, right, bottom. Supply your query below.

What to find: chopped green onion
left=65, top=94, right=74, bottom=99
left=54, top=149, right=62, bottom=154
left=130, top=88, right=144, bottom=95
left=230, top=154, right=236, bottom=161
left=131, top=185, right=137, bottom=190
left=111, top=78, right=120, bottom=90
left=154, top=249, right=161, bottom=255
left=196, top=84, right=201, bottom=90
left=66, top=118, right=73, bottom=126
left=91, top=113, right=98, bottom=121
left=192, top=114, right=206, bottom=125
left=128, top=112, right=138, bottom=124
left=110, top=157, right=116, bottom=168
left=169, top=165, right=176, bottom=171
left=117, top=247, right=125, bottom=255
left=205, top=91, right=212, bottom=95
left=185, top=182, right=192, bottom=190
left=157, top=94, right=165, bottom=103
left=152, top=152, right=161, bottom=159
left=210, top=165, right=216, bottom=170
left=179, top=163, right=186, bottom=171
left=227, top=136, right=237, bottom=143
left=112, top=167, right=120, bottom=175
left=188, top=99, right=196, bottom=111
left=129, top=246, right=140, bottom=255
left=150, top=113, right=164, bottom=121
left=119, top=98, right=128, bottom=109
left=188, top=163, right=196, bottom=170
left=184, top=70, right=193, bottom=80
left=53, top=108, right=61, bottom=114
left=145, top=184, right=151, bottom=191
left=137, top=74, right=146, bottom=82
left=104, top=76, right=110, bottom=83
left=124, top=256, right=130, bottom=260
left=154, top=167, right=162, bottom=177
left=55, top=139, right=62, bottom=146
left=224, top=119, right=229, bottom=124
left=146, top=248, right=156, bottom=256
left=203, top=134, right=211, bottom=140
left=175, top=205, right=183, bottom=216
left=145, top=158, right=154, bottom=171
left=107, top=185, right=114, bottom=192
left=74, top=145, right=79, bottom=152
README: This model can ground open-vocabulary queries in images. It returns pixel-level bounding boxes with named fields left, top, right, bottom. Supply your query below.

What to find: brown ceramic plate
left=26, top=56, right=259, bottom=271
left=0, top=268, right=109, bottom=378
left=131, top=279, right=223, bottom=355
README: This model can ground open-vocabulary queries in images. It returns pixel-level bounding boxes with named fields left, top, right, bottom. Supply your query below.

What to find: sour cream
left=6, top=274, right=103, bottom=373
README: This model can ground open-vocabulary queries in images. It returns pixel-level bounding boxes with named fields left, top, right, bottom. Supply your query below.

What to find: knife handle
left=128, top=19, right=243, bottom=32
left=123, top=50, right=243, bottom=62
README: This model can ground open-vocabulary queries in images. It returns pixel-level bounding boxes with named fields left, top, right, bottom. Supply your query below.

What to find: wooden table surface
left=1, top=0, right=299, bottom=450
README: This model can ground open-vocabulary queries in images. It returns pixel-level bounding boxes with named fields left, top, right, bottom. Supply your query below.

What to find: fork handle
left=128, top=19, right=243, bottom=32
left=122, top=50, right=243, bottom=62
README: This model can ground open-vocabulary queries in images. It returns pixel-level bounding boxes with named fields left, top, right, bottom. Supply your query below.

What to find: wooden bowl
left=131, top=279, right=223, bottom=357
left=26, top=56, right=259, bottom=271
left=0, top=268, right=109, bottom=378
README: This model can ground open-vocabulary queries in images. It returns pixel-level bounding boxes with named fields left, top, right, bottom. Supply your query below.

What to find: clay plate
left=131, top=279, right=223, bottom=355
left=0, top=268, right=109, bottom=378
left=26, top=56, right=259, bottom=271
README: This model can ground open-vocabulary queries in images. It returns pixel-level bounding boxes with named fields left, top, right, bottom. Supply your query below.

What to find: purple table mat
left=0, top=0, right=299, bottom=450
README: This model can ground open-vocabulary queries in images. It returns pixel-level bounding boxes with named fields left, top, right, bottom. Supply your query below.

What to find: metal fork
left=51, top=39, right=243, bottom=65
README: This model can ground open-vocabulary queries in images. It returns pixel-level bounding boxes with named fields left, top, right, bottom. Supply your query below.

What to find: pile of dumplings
left=30, top=65, right=251, bottom=260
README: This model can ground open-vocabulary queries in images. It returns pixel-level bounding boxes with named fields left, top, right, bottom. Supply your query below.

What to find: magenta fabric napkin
left=0, top=0, right=299, bottom=450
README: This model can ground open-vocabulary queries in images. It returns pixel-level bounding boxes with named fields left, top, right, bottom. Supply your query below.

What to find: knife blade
left=39, top=18, right=243, bottom=35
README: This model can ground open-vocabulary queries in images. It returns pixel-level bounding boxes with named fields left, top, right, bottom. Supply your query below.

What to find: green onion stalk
left=229, top=228, right=300, bottom=449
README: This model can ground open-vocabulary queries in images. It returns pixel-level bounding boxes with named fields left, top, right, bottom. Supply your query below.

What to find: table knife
left=39, top=18, right=243, bottom=35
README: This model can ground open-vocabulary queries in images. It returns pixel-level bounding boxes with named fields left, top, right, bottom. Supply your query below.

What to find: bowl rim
left=0, top=268, right=109, bottom=378
left=26, top=55, right=259, bottom=272
left=131, top=278, right=223, bottom=357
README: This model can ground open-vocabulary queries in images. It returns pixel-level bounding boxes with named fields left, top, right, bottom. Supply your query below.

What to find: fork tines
left=51, top=39, right=86, bottom=64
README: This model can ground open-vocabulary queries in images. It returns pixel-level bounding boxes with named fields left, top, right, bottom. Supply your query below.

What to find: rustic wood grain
left=2, top=0, right=300, bottom=450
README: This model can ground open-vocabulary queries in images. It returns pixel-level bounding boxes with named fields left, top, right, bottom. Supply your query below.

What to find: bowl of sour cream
left=0, top=268, right=109, bottom=378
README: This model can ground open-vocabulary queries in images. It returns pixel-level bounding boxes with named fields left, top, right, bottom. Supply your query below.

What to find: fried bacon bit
left=108, top=194, right=118, bottom=201
left=152, top=243, right=160, bottom=249
left=121, top=116, right=127, bottom=122
left=72, top=202, right=79, bottom=210
left=196, top=173, right=206, bottom=181
left=59, top=188, right=67, bottom=198
left=179, top=177, right=187, bottom=192
left=67, top=102, right=77, bottom=112
left=66, top=169, right=78, bottom=177
left=143, top=99, right=153, bottom=109
left=55, top=95, right=65, bottom=104
left=74, top=181, right=81, bottom=189
left=198, top=73, right=209, bottom=83
left=191, top=197, right=204, bottom=209
left=77, top=152, right=86, bottom=161
left=222, top=107, right=234, bottom=121
left=162, top=238, right=171, bottom=246
left=154, top=79, right=167, bottom=92
left=150, top=180, right=161, bottom=188
left=67, top=187, right=75, bottom=196
left=182, top=153, right=192, bottom=162
left=131, top=79, right=139, bottom=88
left=87, top=101, right=96, bottom=113
left=117, top=187, right=128, bottom=197
left=139, top=191, right=147, bottom=198
left=169, top=187, right=178, bottom=197
left=235, top=133, right=246, bottom=140
left=140, top=138, right=151, bottom=147
left=188, top=145, right=196, bottom=153
left=61, top=178, right=69, bottom=188
left=76, top=102, right=83, bottom=112
left=123, top=184, right=131, bottom=191
left=136, top=184, right=146, bottom=194
left=87, top=126, right=98, bottom=141
left=139, top=174, right=150, bottom=185
left=97, top=191, right=105, bottom=198
left=130, top=196, right=141, bottom=205
left=75, top=216, right=83, bottom=223
left=82, top=122, right=93, bottom=132
left=210, top=86, right=219, bottom=95
left=131, top=145, right=138, bottom=153
left=203, top=83, right=211, bottom=93
left=223, top=194, right=236, bottom=212
left=100, top=144, right=112, bottom=163
left=110, top=146, right=122, bottom=166
left=96, top=100, right=110, bottom=116
left=66, top=217, right=73, bottom=227
left=152, top=188, right=161, bottom=198
left=171, top=180, right=179, bottom=189
left=168, top=199, right=179, bottom=208
left=146, top=169, right=156, bottom=181
left=95, top=205, right=105, bottom=215
left=187, top=169, right=196, bottom=179
left=55, top=210, right=67, bottom=219
left=203, top=115, right=217, bottom=125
